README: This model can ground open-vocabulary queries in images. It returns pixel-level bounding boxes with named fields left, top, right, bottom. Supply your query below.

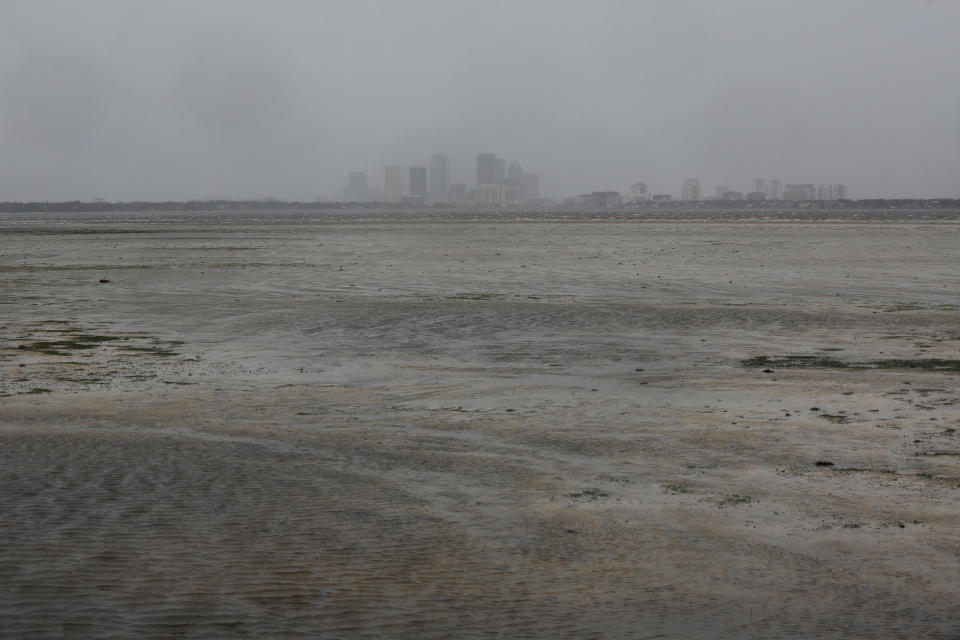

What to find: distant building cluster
left=342, top=152, right=542, bottom=206
left=345, top=158, right=849, bottom=208
left=681, top=178, right=702, bottom=202
left=780, top=183, right=848, bottom=202
left=698, top=178, right=846, bottom=203
left=474, top=153, right=540, bottom=206
left=562, top=175, right=847, bottom=209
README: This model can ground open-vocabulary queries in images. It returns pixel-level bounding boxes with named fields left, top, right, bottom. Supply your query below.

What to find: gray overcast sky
left=2, top=0, right=958, bottom=200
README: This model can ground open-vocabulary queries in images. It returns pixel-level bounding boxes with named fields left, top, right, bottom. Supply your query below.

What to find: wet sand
left=2, top=211, right=959, bottom=638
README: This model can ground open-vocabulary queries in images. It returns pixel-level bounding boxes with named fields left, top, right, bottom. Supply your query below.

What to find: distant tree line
left=0, top=200, right=443, bottom=213
left=694, top=198, right=960, bottom=210
left=0, top=198, right=958, bottom=213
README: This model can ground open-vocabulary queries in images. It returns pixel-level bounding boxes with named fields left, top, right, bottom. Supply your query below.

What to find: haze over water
left=4, top=2, right=960, bottom=637
left=2, top=1, right=959, bottom=202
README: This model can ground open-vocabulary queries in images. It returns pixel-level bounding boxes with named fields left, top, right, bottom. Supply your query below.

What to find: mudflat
left=2, top=211, right=959, bottom=638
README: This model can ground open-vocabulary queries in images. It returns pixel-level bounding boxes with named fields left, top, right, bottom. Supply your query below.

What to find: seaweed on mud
left=565, top=488, right=609, bottom=501
left=834, top=467, right=898, bottom=475
left=819, top=413, right=851, bottom=424
left=881, top=303, right=926, bottom=312
left=831, top=467, right=960, bottom=485
left=16, top=345, right=69, bottom=356
left=444, top=292, right=503, bottom=301
left=742, top=355, right=960, bottom=372
left=18, top=341, right=94, bottom=355
left=17, top=334, right=125, bottom=355
left=118, top=345, right=177, bottom=356
left=879, top=519, right=924, bottom=528
left=871, top=359, right=960, bottom=372
left=741, top=355, right=849, bottom=369
left=661, top=483, right=696, bottom=494
left=714, top=494, right=756, bottom=507
left=68, top=334, right=124, bottom=344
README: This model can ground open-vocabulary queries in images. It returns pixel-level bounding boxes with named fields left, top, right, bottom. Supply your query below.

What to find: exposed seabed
left=2, top=211, right=959, bottom=638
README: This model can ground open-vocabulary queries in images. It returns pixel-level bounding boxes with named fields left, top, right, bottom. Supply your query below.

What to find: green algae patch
left=17, top=334, right=127, bottom=355
left=742, top=355, right=960, bottom=372
left=741, top=355, right=849, bottom=369
left=118, top=345, right=178, bottom=356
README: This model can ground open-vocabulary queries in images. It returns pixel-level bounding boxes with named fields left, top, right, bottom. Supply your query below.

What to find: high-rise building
left=506, top=161, right=524, bottom=204
left=507, top=161, right=524, bottom=185
left=753, top=178, right=768, bottom=195
left=429, top=154, right=450, bottom=203
left=476, top=153, right=497, bottom=187
left=681, top=178, right=702, bottom=201
left=817, top=184, right=848, bottom=201
left=384, top=165, right=405, bottom=202
left=476, top=184, right=509, bottom=206
left=343, top=171, right=369, bottom=202
left=409, top=166, right=427, bottom=200
left=625, top=181, right=650, bottom=203
left=494, top=158, right=506, bottom=185
left=768, top=179, right=782, bottom=200
left=521, top=174, right=540, bottom=202
left=581, top=191, right=622, bottom=208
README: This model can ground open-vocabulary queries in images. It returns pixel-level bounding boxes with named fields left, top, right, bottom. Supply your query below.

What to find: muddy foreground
left=1, top=212, right=959, bottom=638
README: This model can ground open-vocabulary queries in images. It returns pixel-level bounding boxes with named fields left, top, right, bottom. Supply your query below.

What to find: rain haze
left=6, top=3, right=960, bottom=639
left=2, top=0, right=959, bottom=202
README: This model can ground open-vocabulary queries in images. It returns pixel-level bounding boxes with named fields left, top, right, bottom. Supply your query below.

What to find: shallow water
left=2, top=211, right=959, bottom=637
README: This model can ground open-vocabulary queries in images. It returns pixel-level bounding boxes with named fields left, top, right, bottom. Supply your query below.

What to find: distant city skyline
left=339, top=150, right=544, bottom=205
left=3, top=3, right=957, bottom=202
left=341, top=151, right=851, bottom=205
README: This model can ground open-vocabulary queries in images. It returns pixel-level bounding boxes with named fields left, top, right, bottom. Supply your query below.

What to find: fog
left=2, top=0, right=958, bottom=201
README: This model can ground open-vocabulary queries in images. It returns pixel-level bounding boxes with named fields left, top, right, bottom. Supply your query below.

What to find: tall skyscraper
left=768, top=179, right=782, bottom=200
left=429, top=154, right=450, bottom=203
left=409, top=166, right=427, bottom=200
left=681, top=178, right=702, bottom=201
left=507, top=160, right=524, bottom=185
left=753, top=178, right=768, bottom=195
left=476, top=153, right=497, bottom=187
left=494, top=158, right=506, bottom=185
left=384, top=165, right=405, bottom=202
left=506, top=161, right=524, bottom=204
left=817, top=184, right=848, bottom=201
left=343, top=171, right=369, bottom=202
